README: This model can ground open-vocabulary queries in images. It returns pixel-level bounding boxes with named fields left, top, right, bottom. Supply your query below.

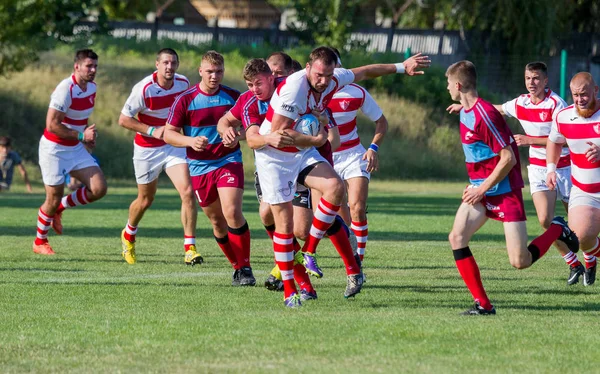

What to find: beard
left=576, top=96, right=598, bottom=118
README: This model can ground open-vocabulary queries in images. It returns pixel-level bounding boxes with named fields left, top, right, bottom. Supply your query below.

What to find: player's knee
left=294, top=227, right=309, bottom=241
left=140, top=195, right=155, bottom=210
left=448, top=230, right=465, bottom=248
left=509, top=255, right=530, bottom=270
left=538, top=217, right=552, bottom=230
left=325, top=178, right=345, bottom=202
left=89, top=181, right=107, bottom=200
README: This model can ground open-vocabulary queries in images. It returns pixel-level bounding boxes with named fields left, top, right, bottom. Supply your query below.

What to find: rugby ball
left=294, top=114, right=320, bottom=137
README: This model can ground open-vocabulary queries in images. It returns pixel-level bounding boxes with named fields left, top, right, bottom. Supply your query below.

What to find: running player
left=118, top=48, right=202, bottom=266
left=33, top=49, right=107, bottom=255
left=547, top=72, right=600, bottom=286
left=164, top=51, right=255, bottom=286
left=445, top=60, right=579, bottom=315
left=447, top=62, right=582, bottom=285
left=255, top=46, right=430, bottom=307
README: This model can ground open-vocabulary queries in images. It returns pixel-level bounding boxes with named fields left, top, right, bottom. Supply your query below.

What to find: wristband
left=147, top=127, right=156, bottom=136
left=369, top=143, right=379, bottom=152
left=395, top=63, right=405, bottom=74
left=77, top=132, right=84, bottom=142
left=546, top=163, right=557, bottom=173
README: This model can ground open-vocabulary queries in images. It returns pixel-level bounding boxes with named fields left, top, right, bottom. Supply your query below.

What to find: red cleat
left=33, top=242, right=56, bottom=255
left=51, top=211, right=63, bottom=235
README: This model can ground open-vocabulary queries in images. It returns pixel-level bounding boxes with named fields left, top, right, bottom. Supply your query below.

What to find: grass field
left=1, top=179, right=598, bottom=373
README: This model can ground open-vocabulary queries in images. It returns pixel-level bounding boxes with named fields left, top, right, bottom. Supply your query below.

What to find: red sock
left=351, top=220, right=368, bottom=261
left=228, top=222, right=251, bottom=268
left=274, top=232, right=297, bottom=298
left=328, top=220, right=360, bottom=275
left=124, top=221, right=137, bottom=242
left=303, top=198, right=340, bottom=254
left=562, top=251, right=581, bottom=267
left=453, top=247, right=492, bottom=310
left=264, top=224, right=275, bottom=240
left=215, top=235, right=239, bottom=269
left=34, top=209, right=53, bottom=245
left=184, top=235, right=195, bottom=252
left=528, top=224, right=562, bottom=263
left=56, top=187, right=91, bottom=214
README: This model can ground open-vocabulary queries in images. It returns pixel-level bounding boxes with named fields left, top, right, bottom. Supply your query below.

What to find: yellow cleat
left=121, top=229, right=136, bottom=264
left=293, top=250, right=304, bottom=266
left=185, top=245, right=204, bottom=266
left=270, top=264, right=283, bottom=281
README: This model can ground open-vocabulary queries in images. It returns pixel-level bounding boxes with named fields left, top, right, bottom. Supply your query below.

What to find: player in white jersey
left=547, top=72, right=600, bottom=286
left=117, top=48, right=202, bottom=266
left=447, top=62, right=583, bottom=285
left=33, top=49, right=107, bottom=255
left=328, top=49, right=388, bottom=263
left=255, top=46, right=430, bottom=307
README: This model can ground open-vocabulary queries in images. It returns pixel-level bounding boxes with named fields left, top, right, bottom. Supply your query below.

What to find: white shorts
left=133, top=143, right=187, bottom=184
left=569, top=186, right=600, bottom=210
left=528, top=165, right=571, bottom=202
left=333, top=145, right=370, bottom=181
left=38, top=136, right=99, bottom=186
left=254, top=146, right=325, bottom=204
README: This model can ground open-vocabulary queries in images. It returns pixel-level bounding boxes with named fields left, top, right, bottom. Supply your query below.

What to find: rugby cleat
left=300, top=289, right=318, bottom=301
left=344, top=272, right=364, bottom=298
left=51, top=211, right=63, bottom=235
left=584, top=264, right=596, bottom=286
left=32, top=242, right=56, bottom=255
left=461, top=302, right=496, bottom=316
left=239, top=266, right=256, bottom=286
left=121, top=229, right=136, bottom=265
left=232, top=269, right=241, bottom=286
left=551, top=216, right=580, bottom=253
left=184, top=245, right=204, bottom=266
left=284, top=292, right=302, bottom=308
left=302, top=252, right=323, bottom=278
left=567, top=263, right=585, bottom=286
left=349, top=231, right=358, bottom=255
left=264, top=275, right=283, bottom=292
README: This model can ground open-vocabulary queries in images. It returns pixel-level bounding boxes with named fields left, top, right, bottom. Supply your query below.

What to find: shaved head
left=570, top=72, right=599, bottom=118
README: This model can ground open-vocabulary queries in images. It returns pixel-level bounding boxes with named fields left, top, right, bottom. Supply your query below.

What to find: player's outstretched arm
left=118, top=114, right=162, bottom=139
left=163, top=124, right=208, bottom=151
left=351, top=53, right=430, bottom=82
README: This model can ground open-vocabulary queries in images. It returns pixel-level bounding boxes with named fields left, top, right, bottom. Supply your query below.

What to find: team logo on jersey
left=594, top=124, right=600, bottom=135
left=539, top=112, right=548, bottom=121
left=281, top=104, right=295, bottom=113
left=465, top=131, right=474, bottom=141
left=340, top=100, right=350, bottom=111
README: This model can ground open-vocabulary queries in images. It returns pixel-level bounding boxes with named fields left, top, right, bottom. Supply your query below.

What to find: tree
left=0, top=0, right=106, bottom=76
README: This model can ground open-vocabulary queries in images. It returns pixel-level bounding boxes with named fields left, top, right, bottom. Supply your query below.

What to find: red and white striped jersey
left=550, top=105, right=600, bottom=193
left=502, top=89, right=569, bottom=168
left=259, top=68, right=355, bottom=153
left=46, top=75, right=96, bottom=146
left=121, top=72, right=189, bottom=147
left=328, top=84, right=383, bottom=152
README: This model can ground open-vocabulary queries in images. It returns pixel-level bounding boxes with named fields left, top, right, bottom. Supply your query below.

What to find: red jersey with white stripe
left=550, top=105, right=600, bottom=193
left=328, top=83, right=383, bottom=152
left=121, top=72, right=189, bottom=147
left=259, top=68, right=355, bottom=153
left=46, top=75, right=96, bottom=146
left=502, top=89, right=569, bottom=168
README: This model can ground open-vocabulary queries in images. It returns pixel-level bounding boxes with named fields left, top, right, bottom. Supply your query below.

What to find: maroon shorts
left=191, top=162, right=244, bottom=207
left=481, top=189, right=526, bottom=222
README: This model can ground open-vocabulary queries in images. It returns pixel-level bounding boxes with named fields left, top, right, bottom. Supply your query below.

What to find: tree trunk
left=386, top=19, right=397, bottom=53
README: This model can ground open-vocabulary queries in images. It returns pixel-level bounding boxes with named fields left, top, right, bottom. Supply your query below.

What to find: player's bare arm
left=17, top=164, right=33, bottom=192
left=363, top=114, right=388, bottom=173
left=286, top=124, right=327, bottom=148
left=217, top=111, right=243, bottom=148
left=545, top=137, right=564, bottom=190
left=46, top=108, right=96, bottom=143
left=462, top=146, right=516, bottom=205
left=513, top=134, right=546, bottom=147
left=118, top=114, right=163, bottom=140
left=328, top=126, right=340, bottom=151
left=351, top=53, right=430, bottom=81
left=246, top=125, right=293, bottom=150
left=586, top=141, right=600, bottom=163
left=163, top=123, right=208, bottom=152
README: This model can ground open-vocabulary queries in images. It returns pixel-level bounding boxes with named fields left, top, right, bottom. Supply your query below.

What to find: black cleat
left=344, top=272, right=364, bottom=298
left=461, top=302, right=496, bottom=316
left=264, top=274, right=284, bottom=292
left=239, top=266, right=256, bottom=286
left=232, top=269, right=241, bottom=286
left=551, top=216, right=579, bottom=253
left=567, top=264, right=585, bottom=285
left=584, top=264, right=596, bottom=286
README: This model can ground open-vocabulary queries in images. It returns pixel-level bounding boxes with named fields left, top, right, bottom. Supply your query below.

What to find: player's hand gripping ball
left=293, top=113, right=320, bottom=150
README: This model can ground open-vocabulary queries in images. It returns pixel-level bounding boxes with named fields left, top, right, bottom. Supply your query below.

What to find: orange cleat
left=51, top=211, right=63, bottom=235
left=33, top=242, right=56, bottom=255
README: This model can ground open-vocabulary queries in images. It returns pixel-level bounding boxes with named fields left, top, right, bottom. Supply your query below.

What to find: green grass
left=0, top=179, right=597, bottom=373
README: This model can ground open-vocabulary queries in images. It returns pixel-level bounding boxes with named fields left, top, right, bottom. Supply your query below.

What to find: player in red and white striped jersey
left=117, top=48, right=201, bottom=266
left=448, top=62, right=582, bottom=285
left=33, top=49, right=107, bottom=256
left=328, top=51, right=388, bottom=263
left=547, top=72, right=600, bottom=286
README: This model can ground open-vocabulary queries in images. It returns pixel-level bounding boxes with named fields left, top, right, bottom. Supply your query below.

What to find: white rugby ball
left=294, top=114, right=320, bottom=137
